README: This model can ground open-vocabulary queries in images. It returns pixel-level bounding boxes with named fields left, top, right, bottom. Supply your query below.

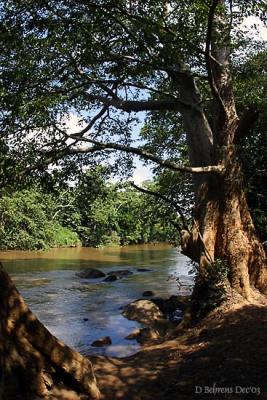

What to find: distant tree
left=73, top=168, right=178, bottom=246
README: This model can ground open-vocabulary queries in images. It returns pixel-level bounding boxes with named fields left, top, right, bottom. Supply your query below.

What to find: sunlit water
left=0, top=244, right=192, bottom=357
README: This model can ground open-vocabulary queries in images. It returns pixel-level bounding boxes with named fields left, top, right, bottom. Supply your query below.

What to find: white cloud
left=132, top=161, right=152, bottom=184
left=241, top=16, right=267, bottom=41
left=63, top=113, right=86, bottom=134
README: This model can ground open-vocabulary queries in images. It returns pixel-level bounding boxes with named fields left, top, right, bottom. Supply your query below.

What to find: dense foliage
left=0, top=168, right=179, bottom=250
left=0, top=189, right=80, bottom=250
left=235, top=52, right=267, bottom=242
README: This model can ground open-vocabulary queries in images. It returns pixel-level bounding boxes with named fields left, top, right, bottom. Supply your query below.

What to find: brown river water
left=0, top=244, right=192, bottom=357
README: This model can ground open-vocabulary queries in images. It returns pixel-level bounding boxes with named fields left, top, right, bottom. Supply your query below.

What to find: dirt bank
left=91, top=295, right=267, bottom=400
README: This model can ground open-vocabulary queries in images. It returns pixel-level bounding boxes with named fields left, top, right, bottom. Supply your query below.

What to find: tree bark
left=0, top=265, right=100, bottom=400
left=181, top=138, right=267, bottom=303
left=215, top=147, right=267, bottom=296
left=179, top=0, right=267, bottom=305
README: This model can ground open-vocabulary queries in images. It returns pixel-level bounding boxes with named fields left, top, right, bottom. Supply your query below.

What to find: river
left=0, top=244, right=192, bottom=357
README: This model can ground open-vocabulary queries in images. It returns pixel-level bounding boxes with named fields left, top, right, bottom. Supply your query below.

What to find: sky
left=241, top=16, right=267, bottom=40
left=64, top=112, right=152, bottom=184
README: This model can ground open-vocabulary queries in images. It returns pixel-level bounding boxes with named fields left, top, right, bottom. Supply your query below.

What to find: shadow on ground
left=91, top=304, right=267, bottom=400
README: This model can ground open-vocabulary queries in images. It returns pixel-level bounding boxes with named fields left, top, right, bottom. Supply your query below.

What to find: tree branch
left=82, top=93, right=184, bottom=112
left=64, top=134, right=225, bottom=174
left=205, top=0, right=227, bottom=115
left=23, top=145, right=104, bottom=175
left=65, top=105, right=109, bottom=139
left=122, top=82, right=176, bottom=99
left=130, top=182, right=188, bottom=230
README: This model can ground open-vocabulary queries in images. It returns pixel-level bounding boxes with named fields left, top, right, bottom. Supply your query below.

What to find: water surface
left=1, top=244, right=192, bottom=357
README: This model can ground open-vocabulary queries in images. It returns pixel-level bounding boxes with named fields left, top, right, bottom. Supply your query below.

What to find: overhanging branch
left=23, top=145, right=104, bottom=175
left=65, top=134, right=225, bottom=175
left=130, top=182, right=189, bottom=230
left=67, top=105, right=109, bottom=138
left=83, top=93, right=184, bottom=112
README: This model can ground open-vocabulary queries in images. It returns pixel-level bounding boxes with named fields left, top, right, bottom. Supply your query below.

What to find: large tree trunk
left=181, top=143, right=267, bottom=306
left=215, top=148, right=266, bottom=296
left=179, top=0, right=267, bottom=308
left=0, top=265, right=100, bottom=400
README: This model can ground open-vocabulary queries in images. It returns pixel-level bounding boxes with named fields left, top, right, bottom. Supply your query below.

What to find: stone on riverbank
left=151, top=295, right=189, bottom=314
left=136, top=268, right=152, bottom=272
left=125, top=328, right=141, bottom=340
left=137, top=327, right=160, bottom=345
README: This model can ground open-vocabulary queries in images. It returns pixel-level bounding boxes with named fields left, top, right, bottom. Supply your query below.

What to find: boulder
left=76, top=268, right=105, bottom=279
left=91, top=336, right=112, bottom=347
left=142, top=290, right=155, bottom=297
left=107, top=269, right=133, bottom=277
left=122, top=299, right=164, bottom=325
left=103, top=275, right=118, bottom=282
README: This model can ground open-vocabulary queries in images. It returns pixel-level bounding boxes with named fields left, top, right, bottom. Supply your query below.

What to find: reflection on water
left=0, top=244, right=192, bottom=357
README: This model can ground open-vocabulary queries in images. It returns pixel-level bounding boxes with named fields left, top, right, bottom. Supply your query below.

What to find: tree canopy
left=0, top=1, right=265, bottom=177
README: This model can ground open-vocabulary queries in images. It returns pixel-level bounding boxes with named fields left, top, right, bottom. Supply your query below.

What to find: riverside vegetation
left=0, top=168, right=178, bottom=250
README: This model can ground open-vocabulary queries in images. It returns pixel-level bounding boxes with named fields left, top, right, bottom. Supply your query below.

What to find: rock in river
left=76, top=268, right=106, bottom=279
left=103, top=274, right=118, bottom=282
left=142, top=290, right=155, bottom=297
left=122, top=299, right=164, bottom=325
left=107, top=269, right=133, bottom=278
left=91, top=336, right=112, bottom=347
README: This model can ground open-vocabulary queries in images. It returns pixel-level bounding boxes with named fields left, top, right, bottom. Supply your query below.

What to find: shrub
left=189, top=258, right=229, bottom=319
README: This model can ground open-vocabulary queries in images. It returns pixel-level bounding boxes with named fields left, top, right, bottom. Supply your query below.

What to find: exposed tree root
left=0, top=266, right=100, bottom=400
